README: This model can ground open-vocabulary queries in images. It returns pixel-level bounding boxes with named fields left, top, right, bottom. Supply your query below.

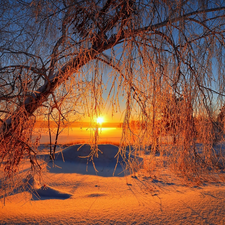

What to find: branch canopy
left=1, top=0, right=225, bottom=177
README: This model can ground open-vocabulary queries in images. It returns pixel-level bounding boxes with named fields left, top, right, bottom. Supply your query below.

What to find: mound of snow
left=32, top=185, right=72, bottom=200
left=54, top=144, right=124, bottom=162
left=0, top=175, right=72, bottom=200
left=25, top=175, right=72, bottom=200
left=46, top=144, right=142, bottom=177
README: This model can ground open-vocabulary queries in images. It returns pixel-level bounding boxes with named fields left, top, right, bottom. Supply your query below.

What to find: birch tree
left=1, top=0, right=225, bottom=179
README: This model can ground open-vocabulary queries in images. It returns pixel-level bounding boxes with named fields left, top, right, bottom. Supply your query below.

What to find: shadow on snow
left=41, top=144, right=142, bottom=177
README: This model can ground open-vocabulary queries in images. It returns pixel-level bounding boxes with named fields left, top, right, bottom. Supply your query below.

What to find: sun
left=96, top=116, right=104, bottom=125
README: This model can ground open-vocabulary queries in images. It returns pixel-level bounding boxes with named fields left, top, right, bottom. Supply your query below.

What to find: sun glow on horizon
left=96, top=116, right=104, bottom=125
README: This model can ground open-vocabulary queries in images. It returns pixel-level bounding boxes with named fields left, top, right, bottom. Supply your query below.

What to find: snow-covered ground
left=0, top=144, right=225, bottom=224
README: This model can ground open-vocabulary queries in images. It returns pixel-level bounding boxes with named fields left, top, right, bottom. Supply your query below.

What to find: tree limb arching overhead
left=1, top=0, right=225, bottom=138
left=1, top=0, right=225, bottom=180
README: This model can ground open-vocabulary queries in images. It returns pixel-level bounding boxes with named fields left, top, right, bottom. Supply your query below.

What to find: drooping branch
left=1, top=1, right=225, bottom=140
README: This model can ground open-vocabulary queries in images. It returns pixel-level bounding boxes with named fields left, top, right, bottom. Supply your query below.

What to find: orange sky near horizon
left=34, top=116, right=124, bottom=144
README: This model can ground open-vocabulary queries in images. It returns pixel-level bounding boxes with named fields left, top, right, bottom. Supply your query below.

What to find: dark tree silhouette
left=0, top=0, right=225, bottom=179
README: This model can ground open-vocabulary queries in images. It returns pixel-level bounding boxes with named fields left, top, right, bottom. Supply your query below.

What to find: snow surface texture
left=0, top=144, right=225, bottom=224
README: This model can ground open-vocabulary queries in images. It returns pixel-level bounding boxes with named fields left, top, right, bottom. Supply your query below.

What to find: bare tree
left=1, top=0, right=225, bottom=180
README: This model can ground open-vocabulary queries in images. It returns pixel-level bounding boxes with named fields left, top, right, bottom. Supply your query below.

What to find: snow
left=0, top=144, right=225, bottom=224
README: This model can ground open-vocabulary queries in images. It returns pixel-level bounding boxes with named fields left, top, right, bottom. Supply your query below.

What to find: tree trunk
left=1, top=45, right=111, bottom=139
